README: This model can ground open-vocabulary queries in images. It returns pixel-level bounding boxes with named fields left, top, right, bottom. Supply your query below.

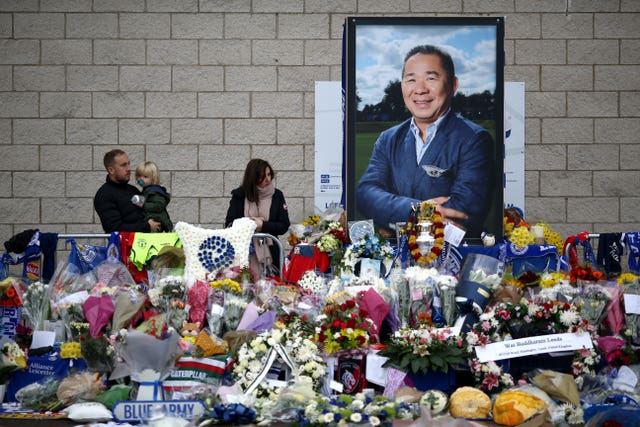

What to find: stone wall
left=1, top=0, right=639, bottom=248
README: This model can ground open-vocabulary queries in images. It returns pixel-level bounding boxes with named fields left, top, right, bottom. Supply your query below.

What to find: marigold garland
left=405, top=211, right=445, bottom=267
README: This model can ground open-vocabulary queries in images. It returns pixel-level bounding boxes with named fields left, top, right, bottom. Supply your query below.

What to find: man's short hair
left=402, top=45, right=456, bottom=90
left=103, top=149, right=126, bottom=169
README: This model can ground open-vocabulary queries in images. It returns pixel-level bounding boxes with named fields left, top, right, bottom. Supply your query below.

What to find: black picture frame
left=343, top=16, right=505, bottom=243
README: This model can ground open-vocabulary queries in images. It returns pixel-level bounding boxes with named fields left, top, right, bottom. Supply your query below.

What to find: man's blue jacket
left=356, top=112, right=496, bottom=237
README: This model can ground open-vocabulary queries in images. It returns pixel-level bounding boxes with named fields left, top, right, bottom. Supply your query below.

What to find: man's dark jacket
left=94, top=177, right=151, bottom=233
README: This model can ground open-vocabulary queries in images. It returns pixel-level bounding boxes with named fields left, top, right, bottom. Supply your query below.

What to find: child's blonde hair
left=135, top=161, right=160, bottom=185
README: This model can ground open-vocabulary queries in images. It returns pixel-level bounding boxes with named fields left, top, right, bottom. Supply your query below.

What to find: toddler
left=134, top=161, right=173, bottom=232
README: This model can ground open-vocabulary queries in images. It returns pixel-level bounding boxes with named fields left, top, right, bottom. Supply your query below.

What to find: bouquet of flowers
left=314, top=292, right=374, bottom=355
left=297, top=270, right=327, bottom=296
left=148, top=275, right=188, bottom=332
left=21, top=280, right=50, bottom=330
left=210, top=277, right=248, bottom=333
left=576, top=283, right=611, bottom=328
left=109, top=329, right=183, bottom=397
left=0, top=337, right=27, bottom=384
left=300, top=392, right=417, bottom=426
left=340, top=234, right=395, bottom=276
left=379, top=327, right=467, bottom=374
left=0, top=277, right=24, bottom=307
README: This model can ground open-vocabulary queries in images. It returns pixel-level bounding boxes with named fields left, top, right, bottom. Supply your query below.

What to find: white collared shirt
left=410, top=109, right=450, bottom=164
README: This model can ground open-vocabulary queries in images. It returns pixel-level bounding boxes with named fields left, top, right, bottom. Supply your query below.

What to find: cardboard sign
left=112, top=400, right=206, bottom=422
left=624, top=293, right=640, bottom=314
left=474, top=332, right=593, bottom=363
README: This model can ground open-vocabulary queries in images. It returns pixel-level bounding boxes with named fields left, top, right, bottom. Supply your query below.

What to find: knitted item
left=175, top=218, right=256, bottom=282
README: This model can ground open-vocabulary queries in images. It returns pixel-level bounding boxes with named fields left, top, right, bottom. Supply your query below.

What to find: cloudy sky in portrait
left=355, top=24, right=498, bottom=107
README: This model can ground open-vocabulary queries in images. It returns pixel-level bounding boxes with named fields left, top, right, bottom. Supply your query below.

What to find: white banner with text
left=475, top=333, right=593, bottom=363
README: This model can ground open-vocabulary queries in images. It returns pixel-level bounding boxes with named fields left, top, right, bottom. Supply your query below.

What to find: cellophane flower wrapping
left=188, top=280, right=211, bottom=326
left=21, top=280, right=50, bottom=330
left=207, top=288, right=225, bottom=337
left=110, top=329, right=183, bottom=382
left=623, top=281, right=640, bottom=344
left=83, top=294, right=115, bottom=337
left=575, top=281, right=611, bottom=330
left=0, top=337, right=27, bottom=384
left=15, top=377, right=63, bottom=412
left=147, top=274, right=189, bottom=332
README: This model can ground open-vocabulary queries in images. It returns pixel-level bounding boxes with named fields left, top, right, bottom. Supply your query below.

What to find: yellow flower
left=618, top=273, right=639, bottom=285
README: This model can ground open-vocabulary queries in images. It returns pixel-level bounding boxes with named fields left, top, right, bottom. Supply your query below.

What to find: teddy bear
left=180, top=320, right=201, bottom=345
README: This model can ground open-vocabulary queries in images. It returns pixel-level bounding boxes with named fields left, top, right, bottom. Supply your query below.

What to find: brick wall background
left=1, top=0, right=639, bottom=250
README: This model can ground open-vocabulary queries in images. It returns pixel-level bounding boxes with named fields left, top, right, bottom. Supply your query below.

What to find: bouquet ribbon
left=138, top=380, right=164, bottom=400
left=244, top=343, right=297, bottom=395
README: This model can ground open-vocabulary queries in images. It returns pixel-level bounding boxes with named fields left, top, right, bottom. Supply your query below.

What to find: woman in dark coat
left=225, top=159, right=290, bottom=275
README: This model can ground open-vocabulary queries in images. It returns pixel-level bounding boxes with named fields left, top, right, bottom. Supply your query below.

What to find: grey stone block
left=253, top=40, right=303, bottom=66
left=0, top=40, right=39, bottom=64
left=146, top=0, right=198, bottom=12
left=568, top=40, right=619, bottom=64
left=145, top=144, right=198, bottom=170
left=42, top=40, right=92, bottom=64
left=0, top=92, right=39, bottom=117
left=568, top=197, right=619, bottom=222
left=568, top=144, right=619, bottom=170
left=119, top=119, right=171, bottom=145
left=541, top=13, right=593, bottom=39
left=568, top=92, right=618, bottom=117
left=525, top=144, right=566, bottom=170
left=252, top=0, right=302, bottom=12
left=594, top=171, right=640, bottom=196
left=120, top=66, right=171, bottom=91
left=305, top=0, right=356, bottom=13
left=277, top=119, right=314, bottom=145
left=41, top=145, right=92, bottom=171
left=146, top=93, right=197, bottom=118
left=0, top=145, right=39, bottom=170
left=14, top=13, right=64, bottom=38
left=14, top=172, right=65, bottom=197
left=304, top=40, right=342, bottom=65
left=224, top=13, right=275, bottom=39
left=542, top=118, right=593, bottom=144
left=171, top=119, right=222, bottom=145
left=225, top=66, right=277, bottom=91
left=40, top=0, right=91, bottom=12
left=541, top=66, right=593, bottom=91
left=173, top=171, right=223, bottom=197
left=278, top=66, right=330, bottom=91
left=14, top=65, right=65, bottom=91
left=278, top=14, right=329, bottom=39
left=41, top=92, right=91, bottom=118
left=93, top=92, right=144, bottom=118
left=42, top=198, right=94, bottom=223
left=173, top=66, right=223, bottom=91
left=120, top=13, right=170, bottom=38
left=0, top=199, right=40, bottom=223
left=67, top=119, right=118, bottom=145
left=199, top=145, right=250, bottom=170
left=199, top=0, right=250, bottom=12
left=148, top=40, right=198, bottom=65
left=225, top=119, right=276, bottom=145
left=411, top=0, right=463, bottom=12
left=67, top=66, right=118, bottom=91
left=14, top=119, right=65, bottom=145
left=199, top=40, right=251, bottom=65
left=172, top=13, right=223, bottom=39
left=540, top=171, right=592, bottom=196
left=595, top=13, right=640, bottom=38
left=92, top=0, right=144, bottom=11
left=595, top=65, right=640, bottom=91
left=198, top=92, right=250, bottom=118
left=515, top=40, right=566, bottom=64
left=94, top=40, right=146, bottom=65
left=252, top=92, right=303, bottom=118
left=66, top=13, right=118, bottom=38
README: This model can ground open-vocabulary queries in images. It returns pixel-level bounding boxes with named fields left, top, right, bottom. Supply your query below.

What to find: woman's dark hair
left=241, top=158, right=274, bottom=203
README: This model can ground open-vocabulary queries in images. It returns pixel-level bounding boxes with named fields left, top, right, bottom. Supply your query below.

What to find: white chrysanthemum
left=560, top=309, right=579, bottom=326
left=527, top=303, right=540, bottom=317
left=369, top=416, right=381, bottom=426
left=351, top=399, right=364, bottom=410
left=350, top=413, right=362, bottom=423
left=323, top=412, right=335, bottom=423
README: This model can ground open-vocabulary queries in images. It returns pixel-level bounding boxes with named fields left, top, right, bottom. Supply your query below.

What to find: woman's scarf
left=244, top=181, right=275, bottom=221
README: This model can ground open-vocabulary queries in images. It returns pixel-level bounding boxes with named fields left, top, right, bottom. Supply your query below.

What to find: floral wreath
left=405, top=202, right=445, bottom=267
left=233, top=327, right=326, bottom=410
left=466, top=298, right=600, bottom=389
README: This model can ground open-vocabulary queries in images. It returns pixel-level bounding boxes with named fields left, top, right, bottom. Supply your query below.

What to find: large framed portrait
left=344, top=16, right=505, bottom=242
